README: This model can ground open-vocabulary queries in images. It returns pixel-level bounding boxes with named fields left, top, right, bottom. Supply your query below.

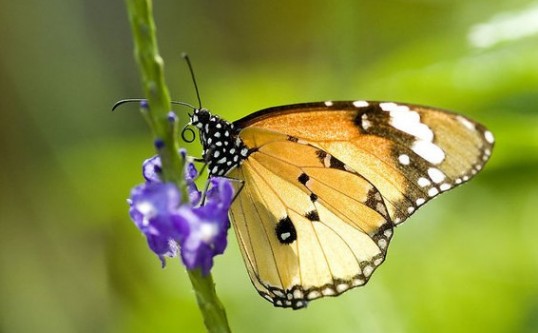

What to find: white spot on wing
left=353, top=100, right=369, bottom=107
left=280, top=232, right=291, bottom=241
left=324, top=101, right=333, bottom=107
left=352, top=277, right=365, bottom=286
left=307, top=290, right=321, bottom=300
left=336, top=284, right=349, bottom=293
left=412, top=141, right=446, bottom=164
left=398, top=154, right=410, bottom=165
left=262, top=294, right=273, bottom=303
left=390, top=111, right=434, bottom=142
left=380, top=102, right=409, bottom=113
left=363, top=265, right=373, bottom=277
left=322, top=287, right=335, bottom=296
left=418, top=177, right=431, bottom=187
left=440, top=183, right=452, bottom=191
left=457, top=115, right=476, bottom=130
left=427, top=167, right=446, bottom=184
left=378, top=238, right=387, bottom=249
left=361, top=114, right=371, bottom=130
left=428, top=187, right=439, bottom=197
left=484, top=130, right=495, bottom=144
left=416, top=198, right=426, bottom=206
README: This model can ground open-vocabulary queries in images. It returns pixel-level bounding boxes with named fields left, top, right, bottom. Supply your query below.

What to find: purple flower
left=129, top=182, right=188, bottom=266
left=180, top=177, right=233, bottom=274
left=142, top=155, right=162, bottom=183
left=142, top=154, right=201, bottom=205
left=129, top=154, right=233, bottom=275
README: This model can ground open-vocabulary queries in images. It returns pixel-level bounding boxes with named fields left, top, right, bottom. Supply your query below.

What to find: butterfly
left=189, top=100, right=494, bottom=309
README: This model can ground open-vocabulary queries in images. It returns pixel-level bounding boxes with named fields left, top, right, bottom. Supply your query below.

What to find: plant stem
left=124, top=1, right=231, bottom=332
left=124, top=0, right=184, bottom=190
left=188, top=270, right=232, bottom=333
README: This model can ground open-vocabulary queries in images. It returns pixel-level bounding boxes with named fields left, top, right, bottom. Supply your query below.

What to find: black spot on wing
left=298, top=173, right=309, bottom=185
left=287, top=135, right=299, bottom=142
left=316, top=150, right=327, bottom=159
left=275, top=216, right=297, bottom=244
left=364, top=187, right=389, bottom=219
left=304, top=210, right=320, bottom=221
left=310, top=193, right=318, bottom=202
left=329, top=156, right=346, bottom=170
left=315, top=149, right=346, bottom=170
left=365, top=188, right=381, bottom=210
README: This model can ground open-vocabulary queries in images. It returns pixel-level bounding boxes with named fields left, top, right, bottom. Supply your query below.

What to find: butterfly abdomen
left=190, top=109, right=250, bottom=176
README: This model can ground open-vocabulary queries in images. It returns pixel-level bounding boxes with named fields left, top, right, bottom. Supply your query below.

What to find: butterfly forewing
left=235, top=101, right=494, bottom=224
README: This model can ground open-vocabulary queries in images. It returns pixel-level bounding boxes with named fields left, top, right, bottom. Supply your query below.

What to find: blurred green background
left=1, top=0, right=537, bottom=332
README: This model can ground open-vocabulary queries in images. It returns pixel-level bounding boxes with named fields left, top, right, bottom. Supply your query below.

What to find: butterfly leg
left=222, top=177, right=245, bottom=203
left=195, top=172, right=244, bottom=205
left=192, top=157, right=209, bottom=178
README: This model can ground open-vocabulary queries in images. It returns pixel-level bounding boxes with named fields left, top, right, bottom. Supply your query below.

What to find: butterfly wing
left=227, top=128, right=392, bottom=309
left=226, top=101, right=493, bottom=308
left=235, top=101, right=494, bottom=224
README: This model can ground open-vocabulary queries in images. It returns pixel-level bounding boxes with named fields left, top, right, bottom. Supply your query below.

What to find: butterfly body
left=189, top=101, right=494, bottom=309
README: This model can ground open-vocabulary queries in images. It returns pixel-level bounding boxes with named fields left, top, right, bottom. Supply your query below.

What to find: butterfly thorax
left=190, top=108, right=250, bottom=176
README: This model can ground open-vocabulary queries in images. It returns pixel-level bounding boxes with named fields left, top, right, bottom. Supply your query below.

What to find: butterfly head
left=189, top=108, right=250, bottom=176
left=189, top=108, right=211, bottom=128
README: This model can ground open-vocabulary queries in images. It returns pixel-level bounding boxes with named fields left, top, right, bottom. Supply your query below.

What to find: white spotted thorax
left=190, top=108, right=250, bottom=176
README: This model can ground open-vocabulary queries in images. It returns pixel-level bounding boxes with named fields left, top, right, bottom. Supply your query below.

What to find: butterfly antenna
left=182, top=53, right=203, bottom=109
left=112, top=99, right=196, bottom=112
left=112, top=98, right=145, bottom=111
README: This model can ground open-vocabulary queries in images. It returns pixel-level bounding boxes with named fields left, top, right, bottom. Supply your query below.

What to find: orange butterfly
left=190, top=100, right=494, bottom=309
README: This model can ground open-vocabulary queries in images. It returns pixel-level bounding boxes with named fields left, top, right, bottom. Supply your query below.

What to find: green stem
left=188, top=270, right=231, bottom=333
left=124, top=0, right=184, bottom=190
left=124, top=1, right=231, bottom=332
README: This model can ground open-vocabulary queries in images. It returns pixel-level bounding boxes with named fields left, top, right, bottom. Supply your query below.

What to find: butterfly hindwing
left=228, top=128, right=392, bottom=308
